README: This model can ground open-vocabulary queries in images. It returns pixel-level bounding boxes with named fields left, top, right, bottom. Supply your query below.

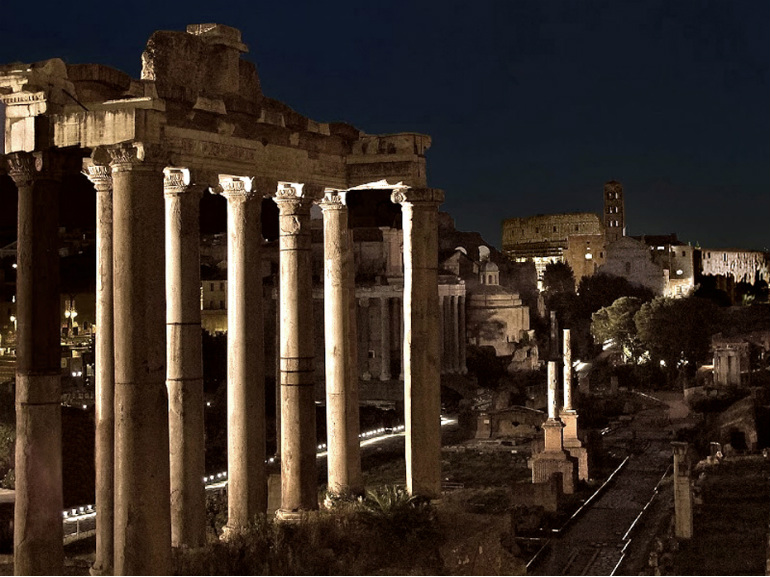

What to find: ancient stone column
left=392, top=188, right=444, bottom=499
left=109, top=142, right=171, bottom=575
left=7, top=151, right=65, bottom=575
left=560, top=328, right=588, bottom=480
left=439, top=295, right=446, bottom=372
left=547, top=363, right=559, bottom=422
left=319, top=191, right=360, bottom=495
left=217, top=175, right=268, bottom=530
left=274, top=183, right=319, bottom=518
left=531, top=361, right=576, bottom=493
left=164, top=168, right=206, bottom=548
left=396, top=297, right=404, bottom=381
left=84, top=159, right=114, bottom=576
left=345, top=231, right=364, bottom=494
left=359, top=297, right=371, bottom=381
left=379, top=296, right=391, bottom=381
left=672, top=442, right=693, bottom=539
left=458, top=295, right=467, bottom=374
left=451, top=295, right=460, bottom=374
left=563, top=329, right=572, bottom=410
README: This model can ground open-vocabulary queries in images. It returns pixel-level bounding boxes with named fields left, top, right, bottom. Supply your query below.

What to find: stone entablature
left=698, top=248, right=770, bottom=285
left=1, top=25, right=429, bottom=191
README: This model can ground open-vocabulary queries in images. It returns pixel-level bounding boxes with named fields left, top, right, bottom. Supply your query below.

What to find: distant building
left=597, top=236, right=665, bottom=294
left=697, top=248, right=770, bottom=285
left=603, top=180, right=625, bottom=243
left=501, top=211, right=605, bottom=288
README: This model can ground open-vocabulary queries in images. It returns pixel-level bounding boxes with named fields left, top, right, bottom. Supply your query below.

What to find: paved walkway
left=529, top=397, right=679, bottom=576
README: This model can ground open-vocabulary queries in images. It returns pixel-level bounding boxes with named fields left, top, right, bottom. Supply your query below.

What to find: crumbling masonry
left=1, top=24, right=443, bottom=575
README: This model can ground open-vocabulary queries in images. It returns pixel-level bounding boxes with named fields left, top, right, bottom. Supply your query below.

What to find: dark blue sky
left=2, top=0, right=768, bottom=250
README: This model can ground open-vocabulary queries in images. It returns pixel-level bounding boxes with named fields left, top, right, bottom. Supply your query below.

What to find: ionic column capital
left=317, top=189, right=348, bottom=212
left=390, top=187, right=445, bottom=207
left=108, top=142, right=168, bottom=172
left=216, top=175, right=256, bottom=203
left=163, top=167, right=205, bottom=199
left=274, top=182, right=324, bottom=207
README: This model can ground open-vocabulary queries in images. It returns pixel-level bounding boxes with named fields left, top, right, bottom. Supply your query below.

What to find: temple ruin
left=1, top=23, right=443, bottom=575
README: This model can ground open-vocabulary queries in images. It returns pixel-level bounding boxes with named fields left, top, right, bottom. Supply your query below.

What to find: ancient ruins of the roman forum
left=0, top=23, right=446, bottom=575
left=2, top=18, right=769, bottom=577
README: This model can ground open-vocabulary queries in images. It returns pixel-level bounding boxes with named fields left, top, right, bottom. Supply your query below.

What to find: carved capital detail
left=6, top=153, right=36, bottom=188
left=83, top=162, right=112, bottom=193
left=6, top=150, right=78, bottom=187
left=108, top=142, right=167, bottom=172
left=391, top=187, right=445, bottom=206
left=162, top=167, right=204, bottom=199
left=317, top=189, right=348, bottom=212
left=216, top=175, right=255, bottom=202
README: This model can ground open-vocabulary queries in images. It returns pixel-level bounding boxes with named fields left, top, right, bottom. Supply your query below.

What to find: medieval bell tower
left=603, top=180, right=625, bottom=243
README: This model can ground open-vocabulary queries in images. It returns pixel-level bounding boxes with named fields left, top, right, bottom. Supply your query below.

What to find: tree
left=591, top=296, right=645, bottom=362
left=635, top=296, right=718, bottom=385
left=543, top=262, right=575, bottom=298
left=577, top=273, right=655, bottom=316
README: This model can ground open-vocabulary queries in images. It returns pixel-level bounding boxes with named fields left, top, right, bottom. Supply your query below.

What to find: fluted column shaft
left=84, top=160, right=114, bottom=575
left=319, top=192, right=361, bottom=495
left=219, top=176, right=267, bottom=529
left=164, top=168, right=206, bottom=548
left=274, top=184, right=318, bottom=516
left=7, top=151, right=64, bottom=576
left=392, top=188, right=444, bottom=499
left=110, top=143, right=171, bottom=575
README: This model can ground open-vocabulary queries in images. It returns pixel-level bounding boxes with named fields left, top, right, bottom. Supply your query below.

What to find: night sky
left=1, top=0, right=768, bottom=251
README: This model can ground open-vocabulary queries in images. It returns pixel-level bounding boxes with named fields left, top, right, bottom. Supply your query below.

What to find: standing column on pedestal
left=217, top=175, right=268, bottom=530
left=84, top=158, right=114, bottom=575
left=345, top=230, right=363, bottom=494
left=672, top=442, right=693, bottom=539
left=319, top=191, right=361, bottom=495
left=274, top=183, right=320, bottom=517
left=109, top=142, right=171, bottom=575
left=7, top=151, right=65, bottom=575
left=458, top=295, right=467, bottom=374
left=544, top=361, right=563, bottom=452
left=392, top=188, right=444, bottom=499
left=451, top=295, right=460, bottom=374
left=164, top=168, right=206, bottom=548
left=379, top=297, right=391, bottom=381
left=359, top=298, right=371, bottom=380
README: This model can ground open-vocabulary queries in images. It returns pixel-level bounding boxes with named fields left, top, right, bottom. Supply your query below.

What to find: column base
left=90, top=562, right=112, bottom=576
left=275, top=509, right=308, bottom=523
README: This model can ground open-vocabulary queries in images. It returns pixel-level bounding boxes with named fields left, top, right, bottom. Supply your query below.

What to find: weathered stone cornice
left=390, top=187, right=444, bottom=206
